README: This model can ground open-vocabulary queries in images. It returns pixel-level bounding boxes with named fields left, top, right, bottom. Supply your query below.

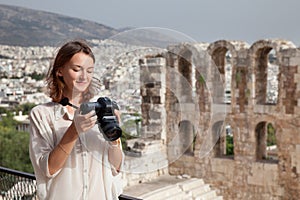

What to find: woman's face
left=58, top=52, right=94, bottom=96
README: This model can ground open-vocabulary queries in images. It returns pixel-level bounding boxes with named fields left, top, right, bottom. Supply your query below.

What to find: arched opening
left=266, top=49, right=279, bottom=104
left=266, top=123, right=278, bottom=160
left=255, top=121, right=278, bottom=162
left=178, top=120, right=194, bottom=155
left=211, top=47, right=232, bottom=104
left=225, top=124, right=234, bottom=156
left=255, top=47, right=279, bottom=105
left=224, top=51, right=232, bottom=104
left=178, top=51, right=193, bottom=103
left=212, top=121, right=234, bottom=158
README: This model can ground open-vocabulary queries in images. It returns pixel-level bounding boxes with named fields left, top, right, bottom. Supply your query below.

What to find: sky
left=1, top=0, right=300, bottom=46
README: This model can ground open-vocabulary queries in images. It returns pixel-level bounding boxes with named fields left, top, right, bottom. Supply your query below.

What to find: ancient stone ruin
left=138, top=39, right=300, bottom=200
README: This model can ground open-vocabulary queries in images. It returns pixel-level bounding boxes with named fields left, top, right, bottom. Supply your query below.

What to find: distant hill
left=0, top=4, right=119, bottom=46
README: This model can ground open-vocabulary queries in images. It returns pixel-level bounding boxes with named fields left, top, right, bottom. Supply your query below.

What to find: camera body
left=80, top=97, right=122, bottom=141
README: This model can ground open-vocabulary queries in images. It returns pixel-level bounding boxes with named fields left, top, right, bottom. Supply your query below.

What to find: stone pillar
left=281, top=49, right=299, bottom=115
left=139, top=57, right=166, bottom=141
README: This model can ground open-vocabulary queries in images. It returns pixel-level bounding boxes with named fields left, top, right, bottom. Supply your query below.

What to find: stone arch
left=210, top=117, right=234, bottom=158
left=212, top=120, right=225, bottom=157
left=175, top=43, right=211, bottom=114
left=166, top=44, right=201, bottom=104
left=254, top=118, right=279, bottom=163
left=207, top=40, right=237, bottom=73
left=178, top=120, right=195, bottom=155
left=178, top=49, right=193, bottom=103
left=169, top=42, right=209, bottom=64
left=249, top=39, right=296, bottom=106
left=207, top=40, right=239, bottom=105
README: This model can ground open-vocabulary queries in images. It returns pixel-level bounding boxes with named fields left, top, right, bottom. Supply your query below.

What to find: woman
left=29, top=39, right=123, bottom=200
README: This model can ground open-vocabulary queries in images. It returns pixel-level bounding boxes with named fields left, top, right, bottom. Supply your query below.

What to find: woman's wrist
left=109, top=139, right=121, bottom=147
left=58, top=143, right=71, bottom=155
left=68, top=122, right=79, bottom=138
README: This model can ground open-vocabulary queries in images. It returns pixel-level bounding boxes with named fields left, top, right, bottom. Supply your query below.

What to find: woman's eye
left=73, top=68, right=80, bottom=72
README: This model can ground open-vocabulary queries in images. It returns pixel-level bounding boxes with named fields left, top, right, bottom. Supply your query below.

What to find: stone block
left=140, top=73, right=155, bottom=83
left=140, top=87, right=147, bottom=96
left=289, top=57, right=300, bottom=66
left=211, top=158, right=234, bottom=177
left=294, top=74, right=300, bottom=83
left=142, top=96, right=151, bottom=103
left=146, top=57, right=166, bottom=66
left=146, top=88, right=161, bottom=96
left=294, top=106, right=300, bottom=116
left=146, top=123, right=162, bottom=132
left=247, top=163, right=278, bottom=187
left=148, top=110, right=162, bottom=120
left=151, top=96, right=161, bottom=104
left=147, top=65, right=163, bottom=73
left=148, top=73, right=163, bottom=82
left=291, top=144, right=300, bottom=174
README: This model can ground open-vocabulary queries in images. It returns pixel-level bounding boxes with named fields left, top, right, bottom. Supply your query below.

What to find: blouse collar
left=53, top=102, right=74, bottom=121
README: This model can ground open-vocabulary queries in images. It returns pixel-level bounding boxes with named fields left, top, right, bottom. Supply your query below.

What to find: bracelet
left=109, top=139, right=121, bottom=148
left=58, top=143, right=70, bottom=155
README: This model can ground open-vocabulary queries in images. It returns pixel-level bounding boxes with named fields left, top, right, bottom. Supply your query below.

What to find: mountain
left=0, top=4, right=119, bottom=46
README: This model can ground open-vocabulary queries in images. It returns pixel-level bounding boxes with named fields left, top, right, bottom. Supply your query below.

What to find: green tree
left=29, top=71, right=46, bottom=81
left=15, top=103, right=36, bottom=115
left=0, top=112, right=18, bottom=127
left=226, top=135, right=234, bottom=155
left=267, top=123, right=276, bottom=146
left=0, top=115, right=33, bottom=173
left=0, top=107, right=8, bottom=114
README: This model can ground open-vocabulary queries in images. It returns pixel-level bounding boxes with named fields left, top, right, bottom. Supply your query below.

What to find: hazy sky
left=1, top=0, right=300, bottom=46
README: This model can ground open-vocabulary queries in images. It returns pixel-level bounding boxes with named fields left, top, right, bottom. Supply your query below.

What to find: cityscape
left=0, top=39, right=163, bottom=134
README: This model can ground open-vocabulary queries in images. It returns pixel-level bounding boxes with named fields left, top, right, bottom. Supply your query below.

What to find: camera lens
left=80, top=102, right=96, bottom=115
left=98, top=121, right=122, bottom=141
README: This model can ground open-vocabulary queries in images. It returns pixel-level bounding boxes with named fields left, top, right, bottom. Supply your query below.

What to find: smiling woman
left=57, top=53, right=95, bottom=99
left=46, top=40, right=95, bottom=103
left=29, top=39, right=124, bottom=200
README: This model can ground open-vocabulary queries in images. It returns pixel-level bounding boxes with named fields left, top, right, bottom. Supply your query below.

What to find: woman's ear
left=57, top=69, right=63, bottom=77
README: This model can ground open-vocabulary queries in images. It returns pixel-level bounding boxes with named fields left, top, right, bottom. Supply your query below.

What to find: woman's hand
left=73, top=109, right=97, bottom=133
left=48, top=109, right=97, bottom=175
left=114, top=109, right=121, bottom=124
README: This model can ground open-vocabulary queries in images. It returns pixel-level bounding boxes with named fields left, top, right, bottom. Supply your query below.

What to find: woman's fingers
left=74, top=110, right=97, bottom=133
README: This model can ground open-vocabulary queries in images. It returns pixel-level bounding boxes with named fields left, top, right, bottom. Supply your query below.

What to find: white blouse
left=29, top=102, right=123, bottom=200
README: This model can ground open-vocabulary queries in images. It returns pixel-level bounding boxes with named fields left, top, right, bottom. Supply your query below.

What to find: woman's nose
left=79, top=70, right=87, bottom=80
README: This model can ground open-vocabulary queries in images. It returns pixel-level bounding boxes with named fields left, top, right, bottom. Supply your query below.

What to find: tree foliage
left=226, top=135, right=234, bottom=155
left=267, top=123, right=276, bottom=146
left=0, top=114, right=33, bottom=173
left=15, top=103, right=36, bottom=115
left=29, top=71, right=45, bottom=81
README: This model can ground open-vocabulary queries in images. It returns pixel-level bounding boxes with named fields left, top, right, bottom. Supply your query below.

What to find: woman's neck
left=63, top=96, right=81, bottom=116
left=63, top=93, right=83, bottom=108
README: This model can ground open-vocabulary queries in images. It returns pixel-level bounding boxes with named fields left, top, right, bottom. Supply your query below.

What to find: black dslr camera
left=80, top=97, right=122, bottom=141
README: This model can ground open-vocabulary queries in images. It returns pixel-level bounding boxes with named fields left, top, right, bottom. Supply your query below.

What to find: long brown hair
left=46, top=39, right=96, bottom=102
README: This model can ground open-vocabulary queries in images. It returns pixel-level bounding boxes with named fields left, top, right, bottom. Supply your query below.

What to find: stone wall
left=139, top=39, right=300, bottom=200
left=122, top=57, right=169, bottom=188
left=139, top=57, right=167, bottom=141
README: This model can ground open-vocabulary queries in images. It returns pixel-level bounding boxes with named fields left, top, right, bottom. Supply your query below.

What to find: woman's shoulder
left=30, top=102, right=58, bottom=115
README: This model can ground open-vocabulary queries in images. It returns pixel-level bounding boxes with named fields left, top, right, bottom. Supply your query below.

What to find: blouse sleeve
left=29, top=105, right=60, bottom=178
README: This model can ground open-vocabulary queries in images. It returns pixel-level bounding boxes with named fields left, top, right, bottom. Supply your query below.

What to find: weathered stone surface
left=136, top=39, right=300, bottom=200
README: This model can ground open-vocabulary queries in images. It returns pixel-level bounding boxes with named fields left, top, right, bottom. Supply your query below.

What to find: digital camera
left=80, top=97, right=122, bottom=141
